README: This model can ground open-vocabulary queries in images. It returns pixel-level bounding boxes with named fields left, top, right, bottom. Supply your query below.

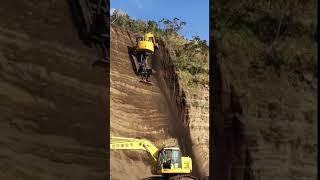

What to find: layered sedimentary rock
left=0, top=1, right=108, bottom=179
left=110, top=26, right=209, bottom=179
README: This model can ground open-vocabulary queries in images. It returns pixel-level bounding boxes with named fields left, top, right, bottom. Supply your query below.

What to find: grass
left=214, top=0, right=317, bottom=78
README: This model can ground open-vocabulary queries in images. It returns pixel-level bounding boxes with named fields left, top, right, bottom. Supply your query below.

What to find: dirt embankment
left=110, top=26, right=209, bottom=179
left=210, top=1, right=317, bottom=179
left=153, top=40, right=209, bottom=177
left=0, top=1, right=108, bottom=179
left=212, top=41, right=317, bottom=180
left=110, top=26, right=179, bottom=179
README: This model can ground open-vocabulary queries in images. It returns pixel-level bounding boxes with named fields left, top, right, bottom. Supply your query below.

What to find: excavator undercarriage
left=130, top=50, right=154, bottom=82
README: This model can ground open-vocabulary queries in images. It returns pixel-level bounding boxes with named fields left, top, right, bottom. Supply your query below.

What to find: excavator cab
left=158, top=148, right=182, bottom=169
left=156, top=147, right=192, bottom=175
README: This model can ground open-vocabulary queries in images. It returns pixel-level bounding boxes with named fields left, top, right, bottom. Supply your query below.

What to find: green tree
left=159, top=18, right=186, bottom=36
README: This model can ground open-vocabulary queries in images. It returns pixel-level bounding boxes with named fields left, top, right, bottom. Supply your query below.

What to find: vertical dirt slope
left=152, top=41, right=209, bottom=177
left=0, top=1, right=107, bottom=179
left=110, top=26, right=206, bottom=179
left=110, top=26, right=179, bottom=179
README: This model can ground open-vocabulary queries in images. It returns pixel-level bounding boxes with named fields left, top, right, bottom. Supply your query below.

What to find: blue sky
left=111, top=0, right=209, bottom=41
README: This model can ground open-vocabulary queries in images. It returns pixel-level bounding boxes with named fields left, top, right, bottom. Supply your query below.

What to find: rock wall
left=110, top=25, right=209, bottom=179
left=210, top=0, right=317, bottom=179
left=0, top=1, right=108, bottom=179
left=110, top=25, right=181, bottom=179
left=153, top=40, right=209, bottom=177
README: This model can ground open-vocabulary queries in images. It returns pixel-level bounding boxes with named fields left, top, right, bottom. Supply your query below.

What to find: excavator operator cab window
left=171, top=149, right=182, bottom=168
left=158, top=149, right=182, bottom=169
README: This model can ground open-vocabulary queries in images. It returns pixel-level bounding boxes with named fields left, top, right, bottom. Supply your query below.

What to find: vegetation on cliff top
left=111, top=10, right=209, bottom=89
left=212, top=0, right=317, bottom=78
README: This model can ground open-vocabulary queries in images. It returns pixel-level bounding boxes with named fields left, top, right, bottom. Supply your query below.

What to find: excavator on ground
left=130, top=32, right=159, bottom=83
left=110, top=137, right=197, bottom=180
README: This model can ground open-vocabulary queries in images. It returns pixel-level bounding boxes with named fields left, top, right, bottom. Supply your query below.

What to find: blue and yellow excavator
left=130, top=32, right=159, bottom=83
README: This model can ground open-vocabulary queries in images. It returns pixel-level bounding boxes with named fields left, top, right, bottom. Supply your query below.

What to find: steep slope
left=153, top=41, right=209, bottom=177
left=0, top=1, right=107, bottom=179
left=110, top=26, right=180, bottom=179
left=110, top=26, right=209, bottom=179
left=186, top=87, right=209, bottom=177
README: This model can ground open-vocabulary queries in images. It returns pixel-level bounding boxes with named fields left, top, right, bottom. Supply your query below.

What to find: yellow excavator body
left=110, top=137, right=193, bottom=176
left=135, top=32, right=159, bottom=54
left=136, top=40, right=155, bottom=54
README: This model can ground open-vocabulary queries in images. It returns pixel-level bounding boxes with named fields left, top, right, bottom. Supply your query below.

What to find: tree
left=111, top=9, right=129, bottom=26
left=147, top=20, right=157, bottom=34
left=159, top=18, right=186, bottom=36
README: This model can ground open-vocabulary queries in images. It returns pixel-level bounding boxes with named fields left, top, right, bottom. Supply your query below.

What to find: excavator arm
left=110, top=137, right=159, bottom=162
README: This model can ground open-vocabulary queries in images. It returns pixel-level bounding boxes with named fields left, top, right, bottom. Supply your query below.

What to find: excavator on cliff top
left=110, top=137, right=197, bottom=180
left=130, top=32, right=159, bottom=83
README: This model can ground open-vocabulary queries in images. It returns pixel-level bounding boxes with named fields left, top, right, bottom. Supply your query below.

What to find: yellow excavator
left=110, top=137, right=197, bottom=180
left=130, top=32, right=159, bottom=83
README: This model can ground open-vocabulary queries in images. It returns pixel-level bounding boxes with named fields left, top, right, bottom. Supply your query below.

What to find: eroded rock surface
left=0, top=1, right=107, bottom=179
left=110, top=26, right=209, bottom=179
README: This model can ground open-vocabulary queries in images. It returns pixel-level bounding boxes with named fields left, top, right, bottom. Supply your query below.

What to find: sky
left=110, top=0, right=209, bottom=41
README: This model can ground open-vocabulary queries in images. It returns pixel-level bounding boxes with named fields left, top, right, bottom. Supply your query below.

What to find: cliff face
left=110, top=26, right=180, bottom=179
left=211, top=0, right=317, bottom=180
left=110, top=25, right=209, bottom=179
left=153, top=40, right=209, bottom=177
left=0, top=1, right=108, bottom=179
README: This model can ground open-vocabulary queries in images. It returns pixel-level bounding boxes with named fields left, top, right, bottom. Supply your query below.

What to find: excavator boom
left=110, top=137, right=159, bottom=162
